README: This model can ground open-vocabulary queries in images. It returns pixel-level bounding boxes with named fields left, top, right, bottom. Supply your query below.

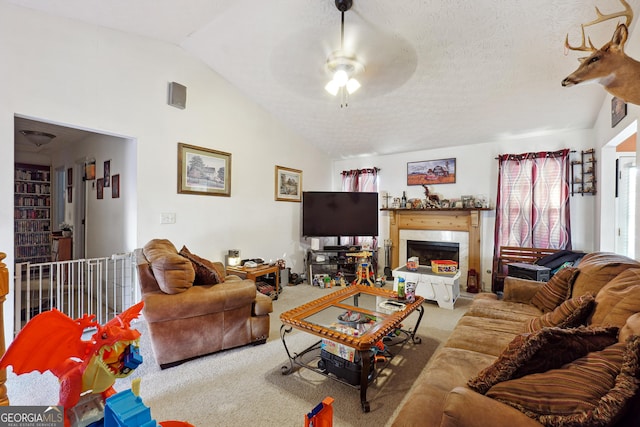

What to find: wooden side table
left=51, top=236, right=72, bottom=261
left=227, top=264, right=280, bottom=300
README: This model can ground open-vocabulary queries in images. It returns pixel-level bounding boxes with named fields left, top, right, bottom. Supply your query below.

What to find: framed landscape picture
left=407, top=158, right=456, bottom=185
left=275, top=165, right=302, bottom=202
left=178, top=143, right=231, bottom=197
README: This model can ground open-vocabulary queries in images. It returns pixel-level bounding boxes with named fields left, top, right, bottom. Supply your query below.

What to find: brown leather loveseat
left=136, top=239, right=272, bottom=368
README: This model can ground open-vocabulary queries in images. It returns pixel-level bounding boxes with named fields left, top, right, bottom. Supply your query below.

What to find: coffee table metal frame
left=279, top=284, right=424, bottom=412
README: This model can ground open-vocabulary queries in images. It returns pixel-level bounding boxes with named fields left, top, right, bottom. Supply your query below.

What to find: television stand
left=323, top=245, right=359, bottom=251
left=307, top=247, right=376, bottom=286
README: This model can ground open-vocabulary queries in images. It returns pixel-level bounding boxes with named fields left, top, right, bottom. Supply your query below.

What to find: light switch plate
left=160, top=213, right=176, bottom=224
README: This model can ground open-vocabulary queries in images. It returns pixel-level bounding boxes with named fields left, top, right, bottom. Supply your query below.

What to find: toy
left=304, top=396, right=334, bottom=427
left=371, top=339, right=391, bottom=366
left=348, top=251, right=375, bottom=286
left=102, top=378, right=194, bottom=427
left=0, top=302, right=144, bottom=427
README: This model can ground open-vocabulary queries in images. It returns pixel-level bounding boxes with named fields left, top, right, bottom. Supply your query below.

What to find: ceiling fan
left=324, top=0, right=364, bottom=107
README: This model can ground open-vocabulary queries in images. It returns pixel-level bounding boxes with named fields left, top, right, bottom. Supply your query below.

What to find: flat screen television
left=302, top=191, right=379, bottom=237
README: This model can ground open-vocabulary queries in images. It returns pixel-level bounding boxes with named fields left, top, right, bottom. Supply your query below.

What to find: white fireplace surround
left=399, top=229, right=469, bottom=284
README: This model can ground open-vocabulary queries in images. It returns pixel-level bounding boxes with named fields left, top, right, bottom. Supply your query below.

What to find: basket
left=431, top=260, right=458, bottom=274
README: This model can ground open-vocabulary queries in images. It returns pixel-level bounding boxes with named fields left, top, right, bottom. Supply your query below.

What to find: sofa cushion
left=524, top=293, right=595, bottom=332
left=619, top=313, right=640, bottom=343
left=571, top=252, right=640, bottom=299
left=179, top=245, right=225, bottom=286
left=468, top=325, right=619, bottom=395
left=143, top=239, right=195, bottom=294
left=444, top=321, right=522, bottom=357
left=530, top=267, right=579, bottom=313
left=465, top=298, right=542, bottom=323
left=142, top=280, right=258, bottom=322
left=589, top=268, right=640, bottom=328
left=484, top=335, right=640, bottom=426
left=392, top=347, right=497, bottom=427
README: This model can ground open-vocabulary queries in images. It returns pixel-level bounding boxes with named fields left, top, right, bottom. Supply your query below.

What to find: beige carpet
left=5, top=283, right=472, bottom=426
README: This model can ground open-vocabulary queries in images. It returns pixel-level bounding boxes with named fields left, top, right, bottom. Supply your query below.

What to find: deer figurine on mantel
left=561, top=0, right=640, bottom=105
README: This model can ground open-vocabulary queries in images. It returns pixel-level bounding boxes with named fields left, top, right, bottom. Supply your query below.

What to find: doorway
left=615, top=155, right=636, bottom=258
left=14, top=115, right=135, bottom=260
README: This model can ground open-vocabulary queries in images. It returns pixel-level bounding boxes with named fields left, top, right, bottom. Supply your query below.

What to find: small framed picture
left=112, top=174, right=120, bottom=198
left=67, top=167, right=73, bottom=187
left=97, top=178, right=104, bottom=199
left=461, top=195, right=474, bottom=208
left=67, top=187, right=72, bottom=203
left=612, top=97, right=627, bottom=127
left=104, top=160, right=111, bottom=187
left=275, top=165, right=302, bottom=202
left=178, top=143, right=231, bottom=197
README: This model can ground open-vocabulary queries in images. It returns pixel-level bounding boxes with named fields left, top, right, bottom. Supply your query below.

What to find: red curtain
left=493, top=149, right=572, bottom=255
left=341, top=168, right=379, bottom=192
left=341, top=168, right=379, bottom=247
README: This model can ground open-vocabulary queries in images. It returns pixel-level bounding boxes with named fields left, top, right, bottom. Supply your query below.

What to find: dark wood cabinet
left=51, top=236, right=72, bottom=261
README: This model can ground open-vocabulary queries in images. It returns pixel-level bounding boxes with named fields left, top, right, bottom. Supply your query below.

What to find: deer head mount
left=562, top=0, right=640, bottom=105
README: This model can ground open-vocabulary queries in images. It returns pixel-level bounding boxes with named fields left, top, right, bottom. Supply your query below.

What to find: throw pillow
left=530, top=267, right=579, bottom=313
left=468, top=325, right=619, bottom=395
left=484, top=335, right=640, bottom=427
left=589, top=268, right=640, bottom=328
left=524, top=293, right=595, bottom=333
left=179, top=246, right=225, bottom=286
left=143, top=239, right=195, bottom=294
left=619, top=313, right=640, bottom=344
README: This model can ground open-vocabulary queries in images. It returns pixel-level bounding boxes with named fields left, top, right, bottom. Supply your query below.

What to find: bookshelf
left=14, top=163, right=51, bottom=263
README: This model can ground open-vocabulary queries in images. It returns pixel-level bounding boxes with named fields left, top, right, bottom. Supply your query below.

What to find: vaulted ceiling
left=9, top=0, right=639, bottom=158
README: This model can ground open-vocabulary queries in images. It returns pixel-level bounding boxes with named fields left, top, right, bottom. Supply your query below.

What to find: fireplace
left=400, top=229, right=469, bottom=284
left=386, top=209, right=484, bottom=289
left=407, top=240, right=459, bottom=267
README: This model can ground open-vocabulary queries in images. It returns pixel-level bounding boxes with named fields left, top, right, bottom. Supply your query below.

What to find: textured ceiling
left=9, top=0, right=639, bottom=159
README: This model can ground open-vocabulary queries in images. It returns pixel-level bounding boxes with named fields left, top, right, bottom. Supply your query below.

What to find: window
left=492, top=150, right=572, bottom=288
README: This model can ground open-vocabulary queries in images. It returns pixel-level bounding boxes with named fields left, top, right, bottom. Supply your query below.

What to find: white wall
left=47, top=133, right=136, bottom=258
left=333, top=129, right=596, bottom=291
left=0, top=3, right=332, bottom=340
left=589, top=18, right=640, bottom=257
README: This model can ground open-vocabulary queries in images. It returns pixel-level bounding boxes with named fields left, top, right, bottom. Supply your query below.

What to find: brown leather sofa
left=391, top=252, right=640, bottom=427
left=136, top=239, right=272, bottom=368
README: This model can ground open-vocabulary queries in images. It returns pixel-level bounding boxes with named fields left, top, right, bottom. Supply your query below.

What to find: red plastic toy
left=0, top=302, right=144, bottom=426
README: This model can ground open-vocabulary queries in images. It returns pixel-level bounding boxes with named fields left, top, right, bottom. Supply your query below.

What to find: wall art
left=407, top=158, right=456, bottom=185
left=275, top=165, right=302, bottom=202
left=178, top=143, right=231, bottom=196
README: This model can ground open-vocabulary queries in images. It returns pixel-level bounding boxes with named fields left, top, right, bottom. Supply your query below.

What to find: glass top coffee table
left=280, top=284, right=424, bottom=412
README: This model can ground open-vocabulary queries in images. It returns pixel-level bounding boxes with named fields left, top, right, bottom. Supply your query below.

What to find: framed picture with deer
left=612, top=97, right=627, bottom=127
left=407, top=158, right=456, bottom=185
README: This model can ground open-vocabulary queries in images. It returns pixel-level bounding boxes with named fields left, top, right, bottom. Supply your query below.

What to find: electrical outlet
left=160, top=212, right=176, bottom=224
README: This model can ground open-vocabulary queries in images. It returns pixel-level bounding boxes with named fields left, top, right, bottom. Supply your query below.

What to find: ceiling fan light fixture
left=325, top=80, right=340, bottom=96
left=324, top=0, right=363, bottom=105
left=19, top=130, right=56, bottom=147
left=325, top=53, right=364, bottom=97
left=333, top=68, right=349, bottom=87
left=346, top=78, right=361, bottom=94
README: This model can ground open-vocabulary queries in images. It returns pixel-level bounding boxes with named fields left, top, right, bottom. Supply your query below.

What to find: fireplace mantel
left=384, top=208, right=490, bottom=277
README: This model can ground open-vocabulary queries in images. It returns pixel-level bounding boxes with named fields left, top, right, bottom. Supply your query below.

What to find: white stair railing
left=14, top=252, right=139, bottom=337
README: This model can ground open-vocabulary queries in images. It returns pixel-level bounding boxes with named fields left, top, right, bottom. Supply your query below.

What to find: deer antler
left=565, top=0, right=634, bottom=53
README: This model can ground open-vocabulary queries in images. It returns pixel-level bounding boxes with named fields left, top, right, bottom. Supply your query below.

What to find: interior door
left=73, top=161, right=86, bottom=259
left=615, top=155, right=636, bottom=258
